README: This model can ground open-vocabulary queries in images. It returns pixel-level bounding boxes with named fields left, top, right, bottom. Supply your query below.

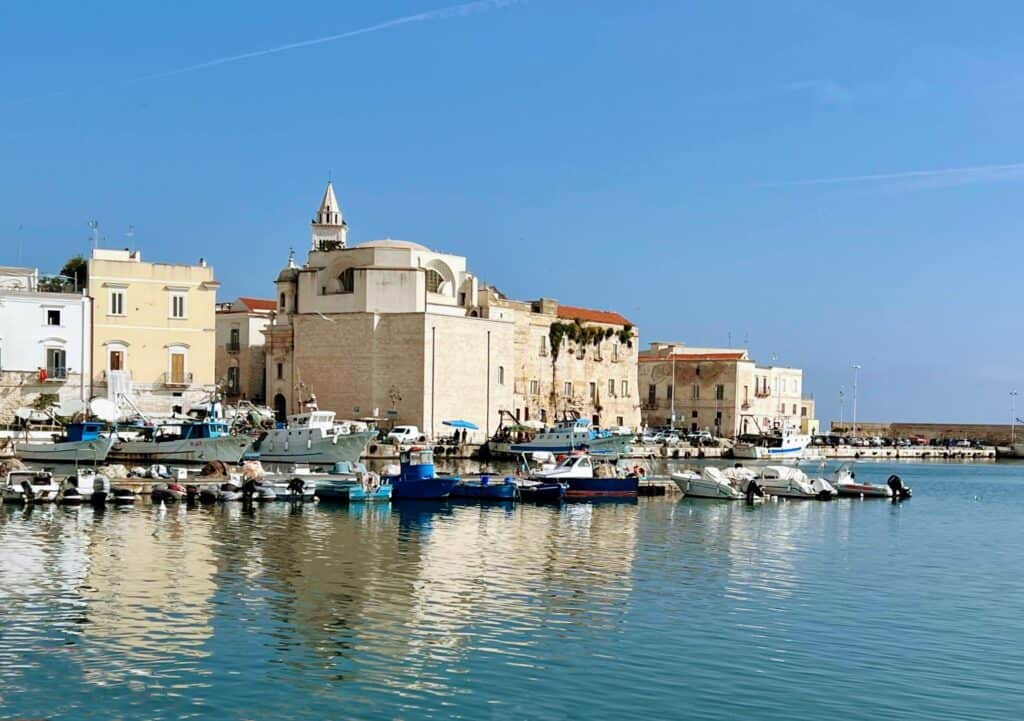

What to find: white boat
left=2, top=470, right=61, bottom=504
left=488, top=411, right=632, bottom=457
left=110, top=420, right=250, bottom=464
left=757, top=465, right=836, bottom=499
left=672, top=467, right=742, bottom=499
left=247, top=411, right=374, bottom=466
left=15, top=421, right=115, bottom=463
left=830, top=465, right=911, bottom=499
left=733, top=425, right=811, bottom=460
left=60, top=469, right=112, bottom=504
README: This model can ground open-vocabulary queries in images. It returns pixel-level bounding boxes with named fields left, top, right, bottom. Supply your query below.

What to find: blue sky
left=2, top=0, right=1023, bottom=425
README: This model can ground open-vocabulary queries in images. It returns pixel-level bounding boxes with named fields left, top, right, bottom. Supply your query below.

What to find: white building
left=0, top=266, right=92, bottom=420
left=215, top=297, right=274, bottom=403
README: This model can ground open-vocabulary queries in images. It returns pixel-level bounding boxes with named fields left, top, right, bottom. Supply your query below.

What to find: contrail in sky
left=766, top=162, right=1024, bottom=188
left=11, top=0, right=524, bottom=104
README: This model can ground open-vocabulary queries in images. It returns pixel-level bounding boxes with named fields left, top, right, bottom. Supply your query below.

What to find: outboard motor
left=287, top=477, right=307, bottom=501
left=887, top=474, right=912, bottom=501
left=185, top=484, right=200, bottom=506
left=241, top=478, right=257, bottom=503
left=745, top=479, right=764, bottom=504
left=21, top=479, right=35, bottom=502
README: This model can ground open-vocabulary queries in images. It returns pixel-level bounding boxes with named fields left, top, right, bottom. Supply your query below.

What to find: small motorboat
left=514, top=478, right=566, bottom=503
left=150, top=482, right=187, bottom=503
left=241, top=479, right=277, bottom=502
left=758, top=466, right=836, bottom=500
left=217, top=481, right=244, bottom=502
left=830, top=466, right=912, bottom=500
left=62, top=470, right=112, bottom=505
left=673, top=467, right=741, bottom=499
left=530, top=453, right=638, bottom=499
left=450, top=475, right=518, bottom=500
left=109, top=486, right=137, bottom=505
left=270, top=476, right=317, bottom=502
left=385, top=449, right=459, bottom=500
left=2, top=470, right=61, bottom=504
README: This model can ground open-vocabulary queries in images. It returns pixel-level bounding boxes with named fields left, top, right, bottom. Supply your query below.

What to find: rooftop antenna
left=727, top=331, right=732, bottom=347
left=89, top=220, right=99, bottom=250
left=125, top=224, right=134, bottom=246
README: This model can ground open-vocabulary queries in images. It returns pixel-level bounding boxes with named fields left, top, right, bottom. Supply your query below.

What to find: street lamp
left=838, top=385, right=845, bottom=428
left=1011, top=390, right=1018, bottom=446
left=851, top=363, right=862, bottom=439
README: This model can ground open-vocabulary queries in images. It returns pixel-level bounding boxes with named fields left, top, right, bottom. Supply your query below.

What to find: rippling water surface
left=2, top=461, right=1022, bottom=720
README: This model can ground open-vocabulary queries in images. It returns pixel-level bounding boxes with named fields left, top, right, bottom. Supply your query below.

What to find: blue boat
left=386, top=449, right=460, bottom=500
left=450, top=475, right=518, bottom=500
left=531, top=454, right=638, bottom=499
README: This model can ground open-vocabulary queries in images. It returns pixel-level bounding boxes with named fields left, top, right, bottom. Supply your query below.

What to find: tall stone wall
left=829, top=421, right=1017, bottom=444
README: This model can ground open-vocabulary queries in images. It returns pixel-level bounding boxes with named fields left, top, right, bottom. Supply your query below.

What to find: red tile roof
left=556, top=304, right=632, bottom=327
left=238, top=296, right=276, bottom=312
left=640, top=352, right=746, bottom=362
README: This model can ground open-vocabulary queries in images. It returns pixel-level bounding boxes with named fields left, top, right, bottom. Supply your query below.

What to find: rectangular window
left=648, top=384, right=656, bottom=406
left=170, top=352, right=186, bottom=384
left=539, top=335, right=548, bottom=356
left=616, top=416, right=624, bottom=426
left=792, top=404, right=797, bottom=415
left=276, top=362, right=284, bottom=380
left=692, top=410, right=698, bottom=419
left=691, top=383, right=700, bottom=400
left=109, top=290, right=125, bottom=316
left=46, top=348, right=67, bottom=379
left=170, top=293, right=186, bottom=319
left=563, top=382, right=572, bottom=397
left=801, top=406, right=808, bottom=417
left=109, top=350, right=124, bottom=371
left=229, top=328, right=240, bottom=351
left=589, top=381, right=597, bottom=402
left=594, top=344, right=602, bottom=361
left=608, top=379, right=615, bottom=397
left=621, top=380, right=629, bottom=397
left=497, top=366, right=505, bottom=385
left=529, top=379, right=540, bottom=395
left=744, top=385, right=749, bottom=402
left=666, top=385, right=673, bottom=400
left=612, top=344, right=619, bottom=362
left=715, top=384, right=725, bottom=401
left=540, top=408, right=547, bottom=423
left=227, top=366, right=240, bottom=394
left=46, top=309, right=61, bottom=326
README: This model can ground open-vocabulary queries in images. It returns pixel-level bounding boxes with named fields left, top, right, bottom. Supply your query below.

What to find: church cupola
left=311, top=181, right=348, bottom=251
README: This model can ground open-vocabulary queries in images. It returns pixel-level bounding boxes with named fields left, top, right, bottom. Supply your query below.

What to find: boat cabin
left=64, top=422, right=103, bottom=442
left=399, top=448, right=435, bottom=481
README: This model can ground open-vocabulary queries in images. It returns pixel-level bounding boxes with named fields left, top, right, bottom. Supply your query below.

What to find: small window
left=170, top=293, right=186, bottom=319
left=666, top=385, right=673, bottom=400
left=425, top=269, right=443, bottom=293
left=276, top=362, right=284, bottom=380
left=227, top=366, right=240, bottom=394
left=608, top=379, right=615, bottom=397
left=229, top=328, right=240, bottom=351
left=46, top=348, right=67, bottom=379
left=792, top=404, right=797, bottom=415
left=563, top=382, right=572, bottom=397
left=539, top=408, right=547, bottom=423
left=621, top=380, right=629, bottom=397
left=338, top=268, right=355, bottom=293
left=692, top=410, right=698, bottom=419
left=280, top=293, right=286, bottom=309
left=616, top=416, right=624, bottom=426
left=529, top=379, right=540, bottom=395
left=715, top=384, right=725, bottom=401
left=612, top=344, right=620, bottom=362
left=691, top=383, right=700, bottom=400
left=589, top=381, right=597, bottom=402
left=46, top=309, right=61, bottom=326
left=497, top=366, right=505, bottom=385
left=539, top=336, right=548, bottom=356
left=109, top=290, right=125, bottom=316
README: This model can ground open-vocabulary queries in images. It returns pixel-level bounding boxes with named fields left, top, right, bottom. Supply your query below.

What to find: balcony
left=45, top=367, right=68, bottom=383
left=754, top=389, right=771, bottom=398
left=226, top=341, right=241, bottom=353
left=163, top=371, right=194, bottom=388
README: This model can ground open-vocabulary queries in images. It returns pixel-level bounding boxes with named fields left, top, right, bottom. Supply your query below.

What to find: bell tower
left=311, top=181, right=348, bottom=251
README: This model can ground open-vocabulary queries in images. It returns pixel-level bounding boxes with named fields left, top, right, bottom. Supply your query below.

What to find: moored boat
left=2, top=470, right=61, bottom=504
left=15, top=421, right=115, bottom=463
left=110, top=420, right=250, bottom=464
left=758, top=465, right=835, bottom=500
left=385, top=449, right=459, bottom=500
left=450, top=475, right=518, bottom=500
left=672, top=467, right=743, bottom=499
left=530, top=453, right=638, bottom=499
left=487, top=411, right=632, bottom=457
left=733, top=424, right=811, bottom=461
left=830, top=466, right=912, bottom=499
left=61, top=469, right=111, bottom=505
left=246, top=411, right=375, bottom=466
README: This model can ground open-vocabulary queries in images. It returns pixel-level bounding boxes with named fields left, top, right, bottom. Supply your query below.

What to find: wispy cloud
left=764, top=162, right=1024, bottom=190
left=11, top=0, right=525, bottom=105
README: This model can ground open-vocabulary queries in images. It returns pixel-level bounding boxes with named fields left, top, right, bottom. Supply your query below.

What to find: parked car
left=606, top=425, right=634, bottom=436
left=386, top=425, right=425, bottom=444
left=688, top=430, right=713, bottom=444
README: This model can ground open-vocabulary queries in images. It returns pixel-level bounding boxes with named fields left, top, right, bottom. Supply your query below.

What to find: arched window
left=279, top=293, right=286, bottom=309
left=425, top=269, right=443, bottom=293
left=338, top=268, right=355, bottom=294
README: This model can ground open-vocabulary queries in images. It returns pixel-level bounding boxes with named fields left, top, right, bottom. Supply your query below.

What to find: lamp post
left=851, top=363, right=861, bottom=439
left=1011, top=390, right=1019, bottom=446
left=670, top=356, right=676, bottom=430
left=838, top=385, right=845, bottom=429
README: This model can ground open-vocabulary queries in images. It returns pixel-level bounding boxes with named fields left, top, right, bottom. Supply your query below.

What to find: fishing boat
left=530, top=453, right=638, bottom=499
left=246, top=411, right=375, bottom=466
left=830, top=465, right=911, bottom=499
left=15, top=421, right=115, bottom=463
left=384, top=448, right=459, bottom=500
left=109, top=419, right=250, bottom=464
left=2, top=470, right=61, bottom=504
left=450, top=475, right=518, bottom=500
left=487, top=411, right=632, bottom=457
left=757, top=465, right=836, bottom=500
left=733, top=423, right=811, bottom=460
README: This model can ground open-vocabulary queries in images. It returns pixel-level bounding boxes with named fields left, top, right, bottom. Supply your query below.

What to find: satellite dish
left=89, top=397, right=119, bottom=423
left=58, top=398, right=87, bottom=417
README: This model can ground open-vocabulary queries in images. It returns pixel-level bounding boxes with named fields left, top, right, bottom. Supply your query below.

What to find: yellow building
left=87, top=248, right=220, bottom=416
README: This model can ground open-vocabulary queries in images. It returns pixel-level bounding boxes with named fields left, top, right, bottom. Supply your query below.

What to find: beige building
left=87, top=248, right=220, bottom=416
left=638, top=342, right=815, bottom=437
left=266, top=183, right=640, bottom=436
left=215, top=297, right=273, bottom=404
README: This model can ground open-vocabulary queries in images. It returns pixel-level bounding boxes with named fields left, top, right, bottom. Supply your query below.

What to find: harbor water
left=1, top=461, right=1021, bottom=720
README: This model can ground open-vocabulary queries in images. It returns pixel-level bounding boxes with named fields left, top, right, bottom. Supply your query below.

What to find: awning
left=443, top=419, right=479, bottom=430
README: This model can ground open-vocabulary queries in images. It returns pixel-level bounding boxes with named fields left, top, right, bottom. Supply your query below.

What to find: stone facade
left=215, top=297, right=272, bottom=404
left=88, top=248, right=220, bottom=416
left=638, top=342, right=815, bottom=437
left=265, top=183, right=639, bottom=437
left=829, top=421, right=1015, bottom=444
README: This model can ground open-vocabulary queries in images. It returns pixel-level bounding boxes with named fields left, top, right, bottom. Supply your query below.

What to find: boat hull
left=389, top=476, right=460, bottom=500
left=672, top=473, right=743, bottom=499
left=490, top=434, right=632, bottom=457
left=450, top=479, right=517, bottom=500
left=565, top=476, right=638, bottom=498
left=248, top=431, right=374, bottom=465
left=110, top=436, right=250, bottom=464
left=346, top=485, right=393, bottom=502
left=16, top=435, right=115, bottom=463
left=733, top=444, right=808, bottom=460
left=835, top=482, right=892, bottom=498
left=516, top=481, right=566, bottom=503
